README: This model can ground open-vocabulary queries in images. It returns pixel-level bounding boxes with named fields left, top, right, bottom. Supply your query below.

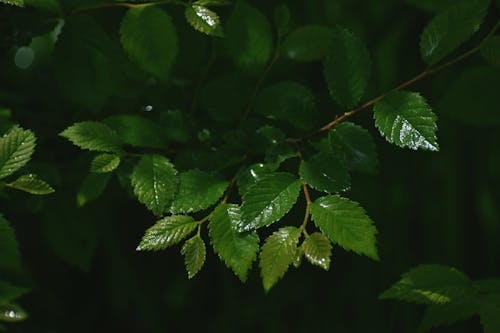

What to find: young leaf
left=323, top=27, right=371, bottom=108
left=181, top=235, right=206, bottom=279
left=282, top=25, right=333, bottom=62
left=60, top=121, right=122, bottom=153
left=420, top=0, right=489, bottom=65
left=299, top=152, right=350, bottom=194
left=481, top=36, right=500, bottom=66
left=185, top=5, right=223, bottom=37
left=302, top=232, right=332, bottom=270
left=77, top=173, right=111, bottom=207
left=239, top=172, right=301, bottom=231
left=131, top=154, right=179, bottom=216
left=120, top=6, right=178, bottom=79
left=103, top=115, right=169, bottom=149
left=259, top=226, right=301, bottom=292
left=90, top=154, right=120, bottom=173
left=0, top=126, right=36, bottom=179
left=6, top=174, right=54, bottom=195
left=374, top=91, right=439, bottom=151
left=0, top=214, right=22, bottom=274
left=0, top=280, right=28, bottom=305
left=170, top=169, right=228, bottom=214
left=137, top=215, right=197, bottom=251
left=310, top=195, right=378, bottom=260
left=208, top=204, right=259, bottom=282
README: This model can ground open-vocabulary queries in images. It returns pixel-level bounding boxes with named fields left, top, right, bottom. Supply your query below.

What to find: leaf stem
left=300, top=182, right=312, bottom=236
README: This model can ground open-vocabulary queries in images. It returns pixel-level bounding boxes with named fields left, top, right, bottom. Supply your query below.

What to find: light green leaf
left=310, top=195, right=378, bottom=260
left=259, top=226, right=301, bottom=292
left=170, top=169, right=228, bottom=214
left=282, top=25, right=333, bottom=62
left=0, top=0, right=24, bottom=7
left=77, top=173, right=111, bottom=207
left=60, top=121, right=122, bottom=153
left=181, top=235, right=206, bottom=278
left=0, top=126, right=36, bottom=179
left=299, top=152, right=350, bottom=194
left=208, top=204, right=259, bottom=282
left=0, top=214, right=22, bottom=274
left=420, top=0, right=489, bottom=65
left=480, top=295, right=500, bottom=333
left=374, top=91, right=439, bottom=151
left=292, top=246, right=303, bottom=268
left=104, top=115, right=169, bottom=149
left=236, top=163, right=277, bottom=197
left=137, top=215, right=197, bottom=251
left=302, top=232, right=332, bottom=270
left=239, top=172, right=301, bottom=231
left=481, top=36, right=500, bottom=66
left=120, top=6, right=178, bottom=79
left=90, top=154, right=120, bottom=173
left=6, top=174, right=54, bottom=195
left=323, top=27, right=371, bottom=108
left=131, top=154, right=179, bottom=216
left=0, top=281, right=28, bottom=306
left=185, top=5, right=223, bottom=37
left=0, top=304, right=27, bottom=322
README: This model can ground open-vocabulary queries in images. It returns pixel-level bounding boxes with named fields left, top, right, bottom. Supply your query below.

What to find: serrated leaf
left=0, top=281, right=28, bottom=306
left=239, top=172, right=301, bottom=231
left=282, top=25, right=333, bottom=62
left=0, top=304, right=27, bottom=322
left=208, top=204, right=259, bottom=282
left=137, top=215, right=197, bottom=251
left=131, top=154, right=179, bottom=216
left=323, top=27, right=371, bottom=108
left=185, top=5, right=223, bottom=37
left=77, top=173, right=111, bottom=207
left=420, top=0, right=489, bottom=65
left=379, top=264, right=473, bottom=305
left=181, top=235, right=206, bottom=278
left=170, top=170, right=228, bottom=214
left=310, top=195, right=378, bottom=260
left=259, top=226, right=301, bottom=292
left=60, top=121, right=122, bottom=153
left=0, top=126, right=36, bottom=179
left=302, top=232, right=332, bottom=270
left=90, top=154, right=120, bottom=173
left=299, top=152, right=350, bottom=193
left=236, top=163, right=277, bottom=197
left=481, top=36, right=500, bottom=66
left=374, top=91, right=439, bottom=151
left=120, top=6, right=178, bottom=79
left=480, top=295, right=500, bottom=333
left=6, top=174, right=54, bottom=195
left=419, top=301, right=480, bottom=333
left=0, top=0, right=24, bottom=7
left=0, top=214, right=22, bottom=274
left=103, top=115, right=169, bottom=149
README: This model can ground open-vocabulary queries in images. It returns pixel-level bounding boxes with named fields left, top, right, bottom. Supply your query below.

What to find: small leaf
left=374, top=91, right=439, bottom=151
left=302, top=232, right=332, bottom=270
left=239, top=172, right=301, bottom=231
left=0, top=214, right=22, bottom=274
left=0, top=126, right=36, bottom=179
left=104, top=115, right=169, bottom=149
left=137, top=215, right=197, bottom=251
left=60, top=121, right=122, bottom=153
left=310, top=195, right=378, bottom=260
left=77, top=173, right=111, bottom=207
left=131, top=154, right=179, bottom=216
left=299, top=152, right=350, bottom=193
left=0, top=281, right=28, bottom=306
left=481, top=36, right=500, bottom=67
left=90, top=154, right=120, bottom=173
left=260, top=226, right=301, bottom=292
left=282, top=25, right=333, bottom=62
left=0, top=304, right=28, bottom=322
left=185, top=5, right=223, bottom=37
left=181, top=235, right=206, bottom=278
left=208, top=204, right=259, bottom=282
left=6, top=174, right=54, bottom=195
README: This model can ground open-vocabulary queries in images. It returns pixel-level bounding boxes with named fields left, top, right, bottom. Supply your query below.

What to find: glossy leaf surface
left=0, top=126, right=35, bottom=179
left=181, top=235, right=206, bottom=278
left=185, top=5, right=223, bottom=36
left=60, top=121, right=121, bottom=153
left=302, top=232, right=332, bottom=270
left=7, top=174, right=54, bottom=195
left=90, top=153, right=120, bottom=173
left=299, top=152, right=350, bottom=193
left=137, top=215, right=197, bottom=251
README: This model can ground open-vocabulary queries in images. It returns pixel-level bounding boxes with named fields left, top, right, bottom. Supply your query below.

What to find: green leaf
left=77, top=173, right=111, bottom=207
left=0, top=0, right=24, bottom=7
left=299, top=152, right=350, bottom=194
left=419, top=302, right=480, bottom=333
left=374, top=91, right=439, bottom=151
left=310, top=195, right=378, bottom=260
left=302, top=232, right=332, bottom=270
left=185, top=5, right=223, bottom=37
left=323, top=27, right=371, bottom=108
left=60, top=121, right=122, bottom=153
left=170, top=170, right=228, bottom=214
left=259, top=226, right=301, bottom=292
left=480, top=295, right=500, bottom=333
left=0, top=214, right=22, bottom=274
left=420, top=0, right=489, bottom=65
left=181, top=235, right=206, bottom=279
left=0, top=304, right=27, bottom=322
left=137, top=215, right=197, bottom=251
left=0, top=126, right=36, bottom=179
left=131, top=154, right=179, bottom=216
left=90, top=154, right=120, bottom=173
left=379, top=264, right=473, bottom=305
left=282, top=25, right=333, bottom=62
left=103, top=115, right=169, bottom=149
left=194, top=0, right=231, bottom=6
left=208, top=204, right=259, bottom=282
left=120, top=6, right=178, bottom=79
left=239, top=172, right=301, bottom=231
left=0, top=281, right=27, bottom=306
left=329, top=122, right=378, bottom=174
left=236, top=163, right=277, bottom=197
left=273, top=4, right=290, bottom=37
left=405, top=0, right=456, bottom=12
left=481, top=36, right=500, bottom=66
left=6, top=174, right=54, bottom=195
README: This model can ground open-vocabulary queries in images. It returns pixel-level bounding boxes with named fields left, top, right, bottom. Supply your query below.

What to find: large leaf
left=181, top=235, right=206, bottom=278
left=420, top=0, right=489, bottom=65
left=0, top=214, right=22, bottom=274
left=60, top=121, right=122, bottom=153
left=208, top=204, right=259, bottom=282
left=103, top=115, right=169, bottom=149
left=239, top=172, right=301, bottom=231
left=302, top=232, right=332, bottom=270
left=120, top=6, right=178, bottom=79
left=310, top=195, right=378, bottom=260
left=299, top=152, right=350, bottom=194
left=282, top=25, right=333, bottom=62
left=259, top=226, right=301, bottom=292
left=0, top=280, right=28, bottom=306
left=137, top=215, right=197, bottom=251
left=236, top=163, right=277, bottom=198
left=131, top=154, right=179, bottom=216
left=0, top=126, right=36, bottom=179
left=374, top=91, right=439, bottom=151
left=90, top=154, right=121, bottom=173
left=185, top=5, right=223, bottom=37
left=6, top=174, right=54, bottom=195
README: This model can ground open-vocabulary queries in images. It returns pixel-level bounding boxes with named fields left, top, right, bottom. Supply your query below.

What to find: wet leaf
left=185, top=5, right=223, bottom=37
left=137, top=215, right=197, bottom=251
left=302, top=232, right=332, bottom=270
left=6, top=174, right=54, bottom=195
left=0, top=126, right=36, bottom=179
left=181, top=235, right=206, bottom=278
left=90, top=154, right=120, bottom=173
left=299, top=152, right=350, bottom=193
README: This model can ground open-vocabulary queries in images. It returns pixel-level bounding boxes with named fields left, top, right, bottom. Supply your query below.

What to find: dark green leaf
left=90, top=154, right=120, bottom=173
left=0, top=281, right=28, bottom=306
left=104, top=115, right=169, bottom=149
left=480, top=295, right=500, bottom=333
left=194, top=0, right=231, bottom=6
left=273, top=4, right=290, bottom=37
left=181, top=235, right=206, bottom=278
left=6, top=174, right=54, bottom=195
left=302, top=232, right=332, bottom=270
left=405, top=0, right=456, bottom=12
left=0, top=214, right=22, bottom=275
left=236, top=163, right=277, bottom=197
left=77, top=173, right=111, bottom=207
left=137, top=215, right=197, bottom=251
left=0, top=126, right=36, bottom=179
left=299, top=152, right=350, bottom=194
left=60, top=121, right=122, bottom=153
left=185, top=5, right=223, bottom=37
left=282, top=25, right=333, bottom=61
left=419, top=302, right=480, bottom=333
left=481, top=36, right=500, bottom=66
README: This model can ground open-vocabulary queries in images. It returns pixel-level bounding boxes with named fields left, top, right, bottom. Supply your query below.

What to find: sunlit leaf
left=90, top=154, right=120, bottom=173
left=0, top=303, right=27, bottom=322
left=0, top=126, right=36, bottom=179
left=302, top=232, right=332, bottom=270
left=137, top=215, right=197, bottom=251
left=185, top=5, right=223, bottom=37
left=6, top=174, right=54, bottom=195
left=60, top=121, right=122, bottom=153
